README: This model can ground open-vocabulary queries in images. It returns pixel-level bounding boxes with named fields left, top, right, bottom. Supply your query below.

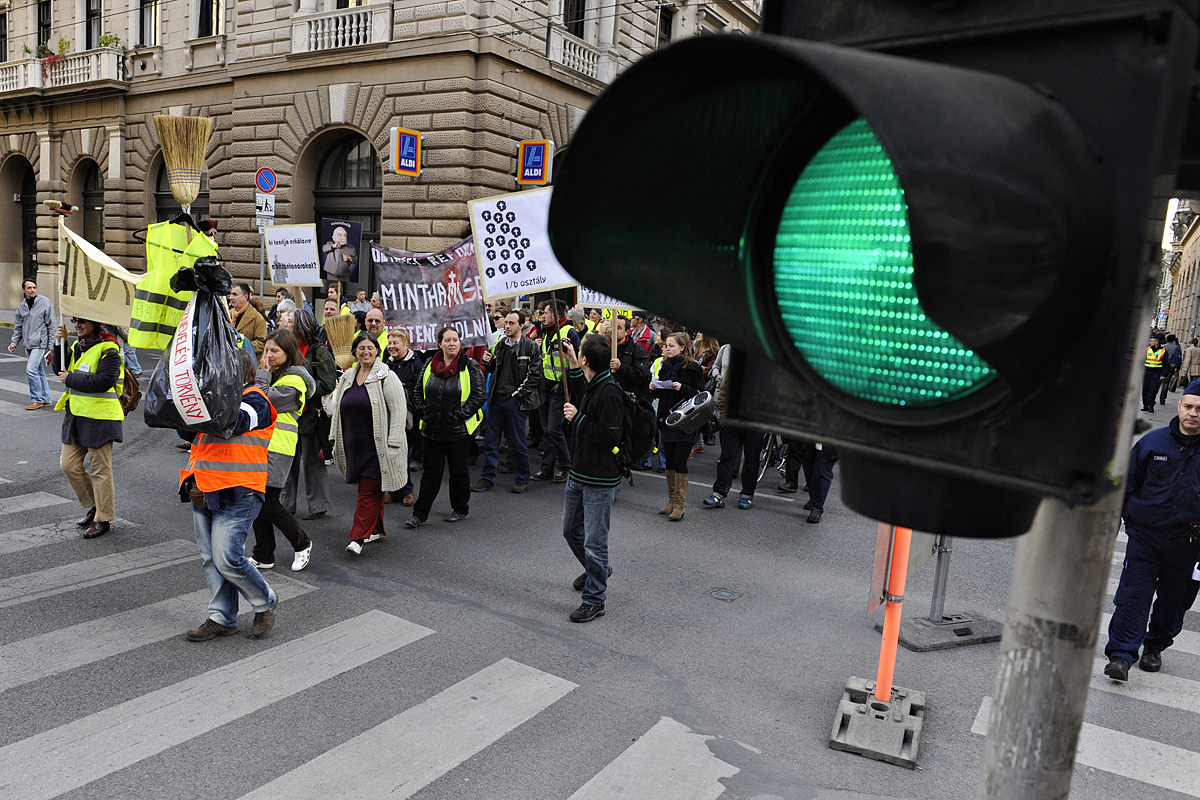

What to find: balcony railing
left=0, top=59, right=44, bottom=93
left=548, top=26, right=600, bottom=81
left=292, top=5, right=393, bottom=54
left=43, top=48, right=127, bottom=88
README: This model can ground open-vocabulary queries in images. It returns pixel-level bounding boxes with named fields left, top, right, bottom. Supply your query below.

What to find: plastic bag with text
left=143, top=257, right=243, bottom=438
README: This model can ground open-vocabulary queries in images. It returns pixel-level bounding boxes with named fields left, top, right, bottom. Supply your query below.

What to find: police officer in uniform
left=1104, top=380, right=1200, bottom=681
left=1142, top=334, right=1171, bottom=412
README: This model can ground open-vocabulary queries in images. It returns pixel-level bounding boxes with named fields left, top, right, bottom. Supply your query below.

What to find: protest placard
left=467, top=187, right=578, bottom=299
left=579, top=287, right=637, bottom=311
left=264, top=224, right=321, bottom=285
left=372, top=238, right=490, bottom=349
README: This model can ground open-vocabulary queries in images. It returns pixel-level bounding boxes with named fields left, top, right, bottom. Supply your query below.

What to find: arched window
left=314, top=132, right=382, bottom=290
left=82, top=162, right=105, bottom=250
left=156, top=163, right=210, bottom=223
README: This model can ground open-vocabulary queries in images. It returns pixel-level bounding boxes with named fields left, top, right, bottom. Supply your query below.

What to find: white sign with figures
left=263, top=224, right=321, bottom=285
left=578, top=287, right=637, bottom=311
left=255, top=192, right=276, bottom=228
left=467, top=187, right=578, bottom=300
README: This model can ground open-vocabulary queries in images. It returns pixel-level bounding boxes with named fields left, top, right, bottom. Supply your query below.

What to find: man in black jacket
left=601, top=315, right=651, bottom=399
left=560, top=334, right=625, bottom=623
left=474, top=310, right=542, bottom=493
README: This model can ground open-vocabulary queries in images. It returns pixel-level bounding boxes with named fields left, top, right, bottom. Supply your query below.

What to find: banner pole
left=551, top=289, right=570, bottom=405
left=258, top=227, right=266, bottom=302
left=610, top=308, right=618, bottom=360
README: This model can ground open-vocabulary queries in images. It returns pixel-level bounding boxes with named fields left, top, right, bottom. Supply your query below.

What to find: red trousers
left=349, top=476, right=386, bottom=543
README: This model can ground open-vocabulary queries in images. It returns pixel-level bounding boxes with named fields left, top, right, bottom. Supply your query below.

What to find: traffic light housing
left=548, top=4, right=1197, bottom=537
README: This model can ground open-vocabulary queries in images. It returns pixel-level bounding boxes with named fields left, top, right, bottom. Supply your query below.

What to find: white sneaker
left=364, top=533, right=385, bottom=544
left=249, top=557, right=274, bottom=570
left=345, top=540, right=363, bottom=555
left=291, top=544, right=312, bottom=572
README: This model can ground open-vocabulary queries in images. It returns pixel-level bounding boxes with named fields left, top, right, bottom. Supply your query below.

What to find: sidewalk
left=0, top=307, right=13, bottom=329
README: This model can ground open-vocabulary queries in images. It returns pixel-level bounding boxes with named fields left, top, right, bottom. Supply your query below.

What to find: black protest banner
left=372, top=238, right=489, bottom=349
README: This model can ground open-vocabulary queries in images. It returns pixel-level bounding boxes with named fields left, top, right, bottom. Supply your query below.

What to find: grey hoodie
left=257, top=365, right=316, bottom=488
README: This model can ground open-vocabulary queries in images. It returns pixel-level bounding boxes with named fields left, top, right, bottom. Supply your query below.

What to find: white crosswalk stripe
left=0, top=540, right=197, bottom=608
left=0, top=611, right=434, bottom=800
left=0, top=517, right=137, bottom=555
left=0, top=575, right=316, bottom=693
left=239, top=658, right=576, bottom=799
left=0, top=491, right=71, bottom=516
left=568, top=716, right=739, bottom=800
left=0, top=378, right=61, bottom=401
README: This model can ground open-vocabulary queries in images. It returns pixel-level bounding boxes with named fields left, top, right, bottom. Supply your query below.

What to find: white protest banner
left=467, top=187, right=578, bottom=299
left=579, top=287, right=637, bottom=311
left=263, top=224, right=321, bottom=285
left=167, top=297, right=212, bottom=425
left=57, top=217, right=146, bottom=327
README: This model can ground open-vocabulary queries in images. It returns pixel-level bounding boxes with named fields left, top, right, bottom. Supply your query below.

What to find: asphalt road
left=0, top=347, right=1196, bottom=800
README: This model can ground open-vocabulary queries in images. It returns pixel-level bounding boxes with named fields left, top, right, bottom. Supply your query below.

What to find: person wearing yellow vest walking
left=179, top=349, right=278, bottom=641
left=1142, top=333, right=1172, bottom=413
left=330, top=331, right=409, bottom=554
left=249, top=329, right=316, bottom=572
left=407, top=328, right=485, bottom=527
left=53, top=317, right=123, bottom=539
left=532, top=299, right=581, bottom=483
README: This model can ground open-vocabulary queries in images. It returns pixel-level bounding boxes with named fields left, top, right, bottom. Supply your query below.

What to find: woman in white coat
left=330, top=331, right=407, bottom=555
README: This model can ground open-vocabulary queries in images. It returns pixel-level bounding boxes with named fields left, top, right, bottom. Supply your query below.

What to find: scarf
left=661, top=355, right=684, bottom=382
left=298, top=341, right=310, bottom=359
left=431, top=350, right=461, bottom=378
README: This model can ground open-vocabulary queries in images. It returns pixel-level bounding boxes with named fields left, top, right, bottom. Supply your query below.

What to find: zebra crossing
left=0, top=484, right=742, bottom=799
left=972, top=529, right=1200, bottom=798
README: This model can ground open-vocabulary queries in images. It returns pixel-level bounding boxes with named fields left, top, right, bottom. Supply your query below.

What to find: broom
left=324, top=313, right=358, bottom=370
left=154, top=115, right=212, bottom=215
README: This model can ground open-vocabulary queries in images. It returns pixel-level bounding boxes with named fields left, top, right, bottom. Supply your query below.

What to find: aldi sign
left=391, top=127, right=422, bottom=177
left=517, top=140, right=554, bottom=185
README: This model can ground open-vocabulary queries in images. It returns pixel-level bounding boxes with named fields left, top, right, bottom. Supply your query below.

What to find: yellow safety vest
left=267, top=373, right=307, bottom=457
left=542, top=323, right=575, bottom=381
left=1145, top=346, right=1166, bottom=369
left=55, top=340, right=124, bottom=421
left=130, top=222, right=218, bottom=349
left=651, top=356, right=664, bottom=380
left=421, top=362, right=483, bottom=435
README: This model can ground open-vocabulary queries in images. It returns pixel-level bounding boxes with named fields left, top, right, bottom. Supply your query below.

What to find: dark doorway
left=21, top=166, right=36, bottom=283
left=314, top=132, right=381, bottom=295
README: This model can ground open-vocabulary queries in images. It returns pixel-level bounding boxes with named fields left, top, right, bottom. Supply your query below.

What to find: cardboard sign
left=264, top=224, right=321, bottom=285
left=467, top=187, right=578, bottom=300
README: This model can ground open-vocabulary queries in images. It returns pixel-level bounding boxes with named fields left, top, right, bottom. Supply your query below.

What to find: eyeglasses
left=492, top=316, right=502, bottom=322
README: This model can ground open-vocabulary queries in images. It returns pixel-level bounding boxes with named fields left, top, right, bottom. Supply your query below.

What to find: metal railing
left=292, top=4, right=393, bottom=54
left=548, top=25, right=600, bottom=80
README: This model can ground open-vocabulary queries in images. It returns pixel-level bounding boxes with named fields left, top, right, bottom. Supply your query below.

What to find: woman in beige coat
left=1181, top=337, right=1200, bottom=388
left=330, top=331, right=407, bottom=555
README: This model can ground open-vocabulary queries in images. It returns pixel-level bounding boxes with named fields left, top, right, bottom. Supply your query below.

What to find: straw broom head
left=154, top=115, right=212, bottom=207
left=324, top=313, right=358, bottom=369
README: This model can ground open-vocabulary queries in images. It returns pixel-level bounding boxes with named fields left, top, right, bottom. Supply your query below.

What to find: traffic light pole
left=976, top=489, right=1123, bottom=798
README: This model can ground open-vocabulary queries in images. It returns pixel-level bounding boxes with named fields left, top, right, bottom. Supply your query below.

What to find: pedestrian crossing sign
left=391, top=127, right=422, bottom=177
left=517, top=141, right=553, bottom=185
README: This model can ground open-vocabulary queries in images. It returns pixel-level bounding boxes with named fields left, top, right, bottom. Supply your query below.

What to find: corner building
left=0, top=0, right=759, bottom=307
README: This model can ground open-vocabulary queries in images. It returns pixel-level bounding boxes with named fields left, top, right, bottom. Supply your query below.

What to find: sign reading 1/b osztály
left=467, top=187, right=578, bottom=300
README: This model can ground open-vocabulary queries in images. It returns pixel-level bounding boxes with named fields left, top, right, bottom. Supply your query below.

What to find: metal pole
left=928, top=534, right=952, bottom=623
left=976, top=490, right=1122, bottom=798
left=258, top=228, right=266, bottom=302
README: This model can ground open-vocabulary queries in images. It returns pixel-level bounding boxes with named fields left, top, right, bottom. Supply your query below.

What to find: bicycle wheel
left=757, top=434, right=778, bottom=484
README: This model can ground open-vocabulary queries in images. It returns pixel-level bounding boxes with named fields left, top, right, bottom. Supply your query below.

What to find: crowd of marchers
left=9, top=276, right=838, bottom=636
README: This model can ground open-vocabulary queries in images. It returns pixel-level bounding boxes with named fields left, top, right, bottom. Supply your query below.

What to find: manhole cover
left=708, top=589, right=739, bottom=602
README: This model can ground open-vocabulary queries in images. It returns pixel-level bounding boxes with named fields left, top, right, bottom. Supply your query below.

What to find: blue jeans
left=481, top=395, right=530, bottom=483
left=1105, top=527, right=1200, bottom=665
left=562, top=478, right=617, bottom=606
left=119, top=339, right=142, bottom=375
left=540, top=389, right=571, bottom=473
left=193, top=492, right=276, bottom=627
left=26, top=348, right=51, bottom=403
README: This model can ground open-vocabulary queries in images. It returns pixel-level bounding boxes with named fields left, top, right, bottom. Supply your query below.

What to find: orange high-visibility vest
left=179, top=386, right=276, bottom=494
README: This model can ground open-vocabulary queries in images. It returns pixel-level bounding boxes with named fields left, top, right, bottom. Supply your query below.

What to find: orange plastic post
left=875, top=525, right=913, bottom=703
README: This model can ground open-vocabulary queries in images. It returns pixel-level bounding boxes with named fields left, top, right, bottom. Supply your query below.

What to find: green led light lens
left=772, top=118, right=996, bottom=407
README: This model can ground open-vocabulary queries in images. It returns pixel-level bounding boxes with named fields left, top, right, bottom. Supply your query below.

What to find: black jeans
left=712, top=427, right=765, bottom=498
left=661, top=440, right=691, bottom=474
left=413, top=436, right=472, bottom=519
left=251, top=486, right=311, bottom=563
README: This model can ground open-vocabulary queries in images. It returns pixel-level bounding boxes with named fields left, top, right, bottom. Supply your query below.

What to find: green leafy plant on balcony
left=98, top=32, right=121, bottom=49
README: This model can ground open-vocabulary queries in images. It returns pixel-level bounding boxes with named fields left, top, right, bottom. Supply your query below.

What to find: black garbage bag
left=144, top=257, right=243, bottom=438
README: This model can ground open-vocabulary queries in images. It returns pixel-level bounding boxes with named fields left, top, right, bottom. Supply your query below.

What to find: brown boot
left=670, top=474, right=689, bottom=521
left=659, top=471, right=676, bottom=514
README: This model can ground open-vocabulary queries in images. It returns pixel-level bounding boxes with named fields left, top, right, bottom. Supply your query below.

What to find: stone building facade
left=0, top=0, right=759, bottom=307
left=1167, top=200, right=1200, bottom=341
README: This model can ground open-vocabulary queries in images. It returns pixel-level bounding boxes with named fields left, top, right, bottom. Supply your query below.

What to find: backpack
left=613, top=388, right=656, bottom=484
left=119, top=367, right=142, bottom=417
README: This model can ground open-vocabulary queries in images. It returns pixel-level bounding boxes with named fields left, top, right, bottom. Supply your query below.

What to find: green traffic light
left=772, top=118, right=997, bottom=407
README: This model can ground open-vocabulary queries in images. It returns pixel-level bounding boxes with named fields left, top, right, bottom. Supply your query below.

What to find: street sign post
left=255, top=168, right=277, bottom=194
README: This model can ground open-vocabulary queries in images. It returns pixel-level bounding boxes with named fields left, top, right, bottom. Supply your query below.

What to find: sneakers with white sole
left=248, top=557, right=274, bottom=570
left=291, top=544, right=312, bottom=572
left=345, top=540, right=363, bottom=555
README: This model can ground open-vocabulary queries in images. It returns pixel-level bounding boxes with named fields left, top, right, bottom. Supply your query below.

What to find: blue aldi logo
left=517, top=140, right=554, bottom=185
left=391, top=127, right=421, bottom=177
